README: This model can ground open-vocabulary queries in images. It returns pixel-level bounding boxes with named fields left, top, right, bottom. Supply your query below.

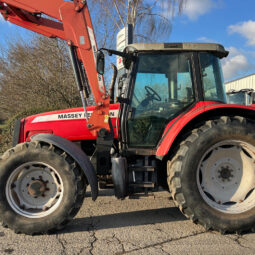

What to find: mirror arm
left=99, top=48, right=135, bottom=60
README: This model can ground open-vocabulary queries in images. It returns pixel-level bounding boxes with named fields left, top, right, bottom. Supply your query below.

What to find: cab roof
left=126, top=42, right=229, bottom=58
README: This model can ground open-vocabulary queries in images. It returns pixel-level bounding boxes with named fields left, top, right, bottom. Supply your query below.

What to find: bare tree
left=0, top=35, right=81, bottom=119
left=90, top=0, right=186, bottom=46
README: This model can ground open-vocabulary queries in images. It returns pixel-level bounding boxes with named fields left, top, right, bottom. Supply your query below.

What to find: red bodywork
left=18, top=101, right=255, bottom=158
left=20, top=104, right=120, bottom=144
left=3, top=0, right=254, bottom=161
left=0, top=0, right=110, bottom=136
left=156, top=101, right=255, bottom=157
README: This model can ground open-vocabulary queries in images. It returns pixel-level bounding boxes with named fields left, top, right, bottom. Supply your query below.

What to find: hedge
left=0, top=107, right=57, bottom=153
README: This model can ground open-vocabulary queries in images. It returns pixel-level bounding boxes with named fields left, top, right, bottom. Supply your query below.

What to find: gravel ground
left=0, top=189, right=255, bottom=255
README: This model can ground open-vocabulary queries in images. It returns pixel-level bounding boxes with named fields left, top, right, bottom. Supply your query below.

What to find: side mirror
left=96, top=51, right=105, bottom=75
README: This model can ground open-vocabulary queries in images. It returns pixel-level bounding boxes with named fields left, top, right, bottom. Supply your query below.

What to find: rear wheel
left=168, top=116, right=255, bottom=233
left=0, top=141, right=86, bottom=235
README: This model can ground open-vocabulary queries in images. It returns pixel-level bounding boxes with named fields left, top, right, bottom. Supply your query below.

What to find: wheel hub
left=218, top=165, right=234, bottom=182
left=27, top=179, right=48, bottom=197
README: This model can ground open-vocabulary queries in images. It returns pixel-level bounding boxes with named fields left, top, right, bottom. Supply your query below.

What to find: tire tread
left=167, top=116, right=255, bottom=234
left=0, top=141, right=87, bottom=235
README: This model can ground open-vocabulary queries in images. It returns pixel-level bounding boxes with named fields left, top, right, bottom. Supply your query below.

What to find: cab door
left=127, top=53, right=195, bottom=148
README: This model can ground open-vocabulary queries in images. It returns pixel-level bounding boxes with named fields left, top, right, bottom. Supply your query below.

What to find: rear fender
left=156, top=103, right=255, bottom=159
left=31, top=133, right=98, bottom=200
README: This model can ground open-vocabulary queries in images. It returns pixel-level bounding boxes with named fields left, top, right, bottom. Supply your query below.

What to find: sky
left=0, top=0, right=254, bottom=82
left=170, top=0, right=255, bottom=82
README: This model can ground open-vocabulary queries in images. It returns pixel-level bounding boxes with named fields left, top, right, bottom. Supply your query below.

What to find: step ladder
left=128, top=157, right=157, bottom=198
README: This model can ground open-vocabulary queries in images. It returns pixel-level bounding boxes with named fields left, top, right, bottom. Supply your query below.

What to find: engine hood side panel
left=20, top=104, right=120, bottom=142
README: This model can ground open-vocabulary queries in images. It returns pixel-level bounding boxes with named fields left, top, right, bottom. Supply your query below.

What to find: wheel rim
left=196, top=140, right=255, bottom=214
left=6, top=162, right=64, bottom=218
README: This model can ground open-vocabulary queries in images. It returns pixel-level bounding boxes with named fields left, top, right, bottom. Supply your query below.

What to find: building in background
left=225, top=73, right=255, bottom=92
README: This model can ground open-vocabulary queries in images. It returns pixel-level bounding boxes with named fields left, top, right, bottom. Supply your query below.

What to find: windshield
left=128, top=53, right=195, bottom=147
left=200, top=53, right=227, bottom=103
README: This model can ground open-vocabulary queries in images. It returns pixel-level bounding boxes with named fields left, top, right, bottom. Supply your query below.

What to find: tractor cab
left=118, top=43, right=228, bottom=149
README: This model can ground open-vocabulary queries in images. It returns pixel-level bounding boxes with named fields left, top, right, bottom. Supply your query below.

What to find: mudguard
left=156, top=102, right=255, bottom=158
left=31, top=133, right=98, bottom=200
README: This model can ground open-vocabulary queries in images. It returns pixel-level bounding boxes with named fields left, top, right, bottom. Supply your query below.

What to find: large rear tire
left=168, top=116, right=255, bottom=233
left=0, top=141, right=86, bottom=235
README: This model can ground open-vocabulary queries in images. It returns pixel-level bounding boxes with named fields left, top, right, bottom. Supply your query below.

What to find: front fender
left=31, top=133, right=98, bottom=200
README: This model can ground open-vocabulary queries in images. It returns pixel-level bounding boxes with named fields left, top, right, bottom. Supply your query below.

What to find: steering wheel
left=145, top=86, right=161, bottom=102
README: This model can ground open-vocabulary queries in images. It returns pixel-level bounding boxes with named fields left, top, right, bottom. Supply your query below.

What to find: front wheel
left=168, top=116, right=255, bottom=233
left=0, top=141, right=86, bottom=235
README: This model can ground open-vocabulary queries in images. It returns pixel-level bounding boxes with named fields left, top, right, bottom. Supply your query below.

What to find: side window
left=200, top=53, right=226, bottom=103
left=202, top=59, right=217, bottom=99
left=177, top=71, right=194, bottom=102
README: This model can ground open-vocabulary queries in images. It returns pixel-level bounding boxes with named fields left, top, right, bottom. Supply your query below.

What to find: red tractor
left=1, top=0, right=255, bottom=235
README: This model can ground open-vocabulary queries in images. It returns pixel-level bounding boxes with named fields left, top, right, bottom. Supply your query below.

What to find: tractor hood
left=17, top=104, right=120, bottom=143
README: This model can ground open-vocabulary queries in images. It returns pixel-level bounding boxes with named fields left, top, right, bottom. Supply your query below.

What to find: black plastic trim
left=193, top=52, right=204, bottom=101
left=12, top=119, right=21, bottom=147
left=120, top=60, right=137, bottom=151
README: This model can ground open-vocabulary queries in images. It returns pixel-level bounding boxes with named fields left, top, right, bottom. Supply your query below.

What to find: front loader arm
left=0, top=0, right=110, bottom=136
